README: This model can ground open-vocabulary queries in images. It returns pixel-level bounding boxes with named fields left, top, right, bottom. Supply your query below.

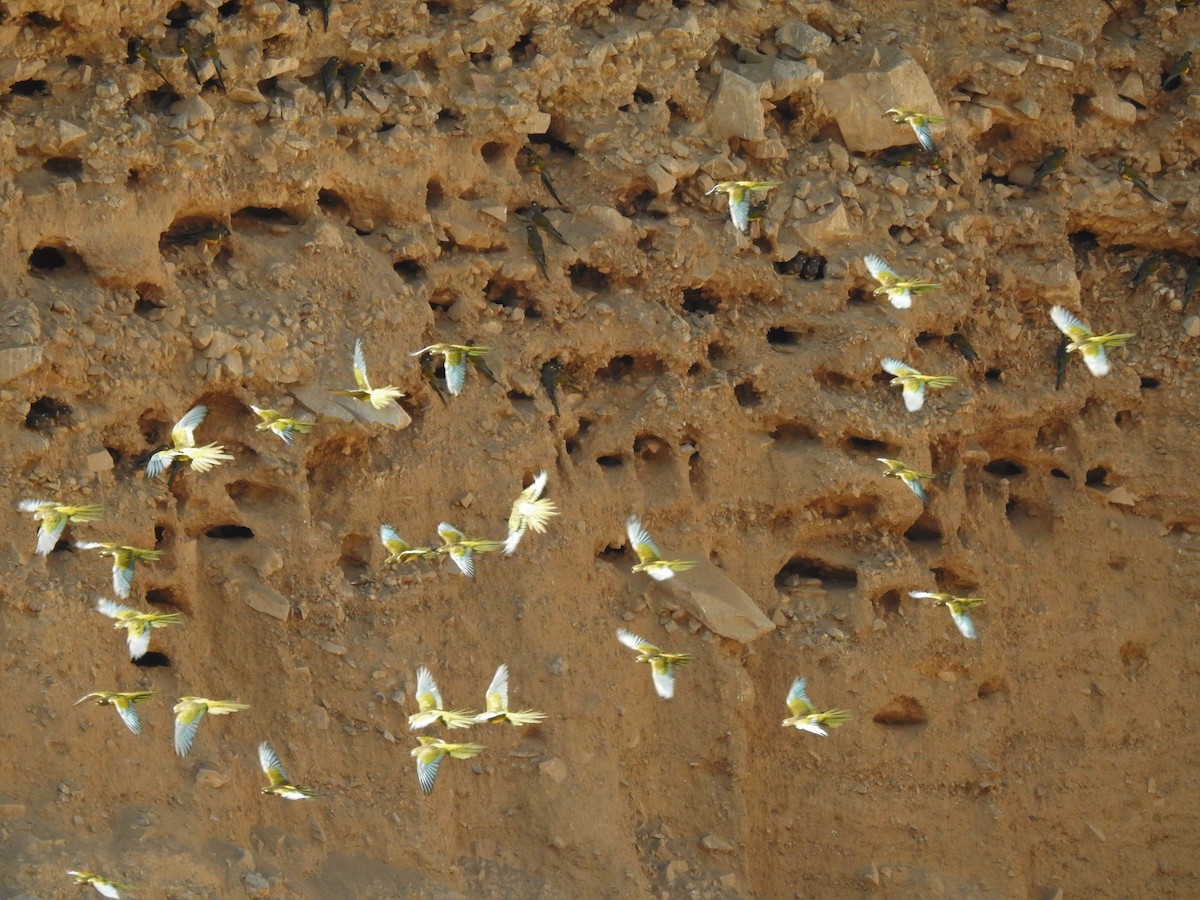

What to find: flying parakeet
left=379, top=525, right=438, bottom=564
left=864, top=254, right=939, bottom=309
left=908, top=590, right=985, bottom=639
left=74, top=542, right=162, bottom=599
left=408, top=666, right=476, bottom=730
left=250, top=406, right=314, bottom=443
left=145, top=405, right=233, bottom=478
left=881, top=358, right=959, bottom=412
left=408, top=344, right=491, bottom=397
left=503, top=470, right=559, bottom=555
left=95, top=598, right=182, bottom=660
left=411, top=736, right=484, bottom=795
left=331, top=339, right=404, bottom=408
left=259, top=741, right=317, bottom=799
left=19, top=500, right=102, bottom=556
left=75, top=691, right=156, bottom=735
left=436, top=523, right=505, bottom=579
left=626, top=515, right=696, bottom=581
left=781, top=677, right=852, bottom=736
left=884, top=108, right=946, bottom=153
left=877, top=458, right=933, bottom=503
left=1049, top=306, right=1135, bottom=377
left=173, top=696, right=249, bottom=756
left=67, top=871, right=126, bottom=898
left=617, top=629, right=694, bottom=699
left=474, top=664, right=547, bottom=726
left=705, top=180, right=783, bottom=234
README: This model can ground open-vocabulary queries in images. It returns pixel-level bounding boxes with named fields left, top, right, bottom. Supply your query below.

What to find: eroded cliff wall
left=2, top=0, right=1199, bottom=897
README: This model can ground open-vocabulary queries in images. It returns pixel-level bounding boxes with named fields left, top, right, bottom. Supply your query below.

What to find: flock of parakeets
left=25, top=92, right=1154, bottom=895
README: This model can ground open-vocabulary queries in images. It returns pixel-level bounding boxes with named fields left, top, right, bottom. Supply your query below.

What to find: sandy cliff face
left=2, top=0, right=1199, bottom=897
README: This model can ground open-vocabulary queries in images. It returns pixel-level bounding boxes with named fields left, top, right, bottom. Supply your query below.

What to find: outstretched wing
left=96, top=597, right=135, bottom=620
left=352, top=339, right=370, bottom=390
left=912, top=119, right=935, bottom=152
left=881, top=358, right=918, bottom=378
left=174, top=702, right=207, bottom=756
left=902, top=381, right=927, bottom=411
left=948, top=604, right=978, bottom=639
left=443, top=350, right=468, bottom=396
left=1050, top=306, right=1093, bottom=342
left=484, top=664, right=509, bottom=712
left=415, top=666, right=443, bottom=710
left=172, top=405, right=208, bottom=448
left=259, top=741, right=290, bottom=786
left=1080, top=344, right=1111, bottom=377
left=437, top=522, right=465, bottom=546
left=726, top=187, right=750, bottom=233
left=113, top=696, right=143, bottom=735
left=786, top=677, right=815, bottom=716
left=416, top=749, right=442, bottom=795
left=864, top=254, right=899, bottom=286
left=650, top=658, right=676, bottom=699
left=617, top=628, right=654, bottom=654
left=380, top=525, right=408, bottom=553
left=625, top=516, right=661, bottom=564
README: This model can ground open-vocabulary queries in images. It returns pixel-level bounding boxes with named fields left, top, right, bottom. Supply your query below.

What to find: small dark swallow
left=1130, top=252, right=1162, bottom=288
left=418, top=351, right=450, bottom=406
left=1162, top=50, right=1192, bottom=91
left=947, top=333, right=980, bottom=363
left=1054, top=336, right=1070, bottom=390
left=1028, top=147, right=1066, bottom=190
left=339, top=61, right=365, bottom=109
left=131, top=37, right=174, bottom=90
left=530, top=202, right=571, bottom=248
left=163, top=223, right=231, bottom=246
left=1182, top=262, right=1200, bottom=312
left=1120, top=159, right=1166, bottom=204
left=468, top=353, right=501, bottom=386
left=526, top=221, right=548, bottom=281
left=521, top=146, right=564, bottom=207
left=320, top=56, right=340, bottom=106
left=200, top=33, right=227, bottom=94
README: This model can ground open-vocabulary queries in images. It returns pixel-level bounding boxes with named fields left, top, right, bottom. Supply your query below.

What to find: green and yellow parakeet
left=436, top=523, right=504, bottom=579
left=884, top=108, right=946, bottom=152
left=474, top=664, right=546, bottom=726
left=705, top=180, right=783, bottom=234
left=95, top=598, right=182, bottom=660
left=503, top=470, right=559, bottom=555
left=145, top=405, right=233, bottom=478
left=408, top=344, right=491, bottom=397
left=379, top=525, right=438, bottom=564
left=1049, top=306, right=1134, bottom=377
left=626, top=515, right=696, bottom=581
left=881, top=358, right=958, bottom=412
left=411, top=736, right=484, bottom=795
left=74, top=542, right=162, bottom=599
left=19, top=500, right=102, bottom=556
left=617, top=629, right=694, bottom=699
left=67, top=870, right=127, bottom=898
left=408, top=666, right=476, bottom=730
left=331, top=339, right=404, bottom=408
left=173, top=696, right=249, bottom=757
left=250, top=406, right=314, bottom=443
left=864, top=254, right=939, bottom=309
left=877, top=458, right=933, bottom=503
left=259, top=741, right=317, bottom=799
left=781, top=677, right=852, bottom=736
left=908, top=591, right=984, bottom=640
left=75, top=691, right=156, bottom=735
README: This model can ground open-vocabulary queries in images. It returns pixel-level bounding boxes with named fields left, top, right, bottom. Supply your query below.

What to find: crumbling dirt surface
left=2, top=0, right=1199, bottom=897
